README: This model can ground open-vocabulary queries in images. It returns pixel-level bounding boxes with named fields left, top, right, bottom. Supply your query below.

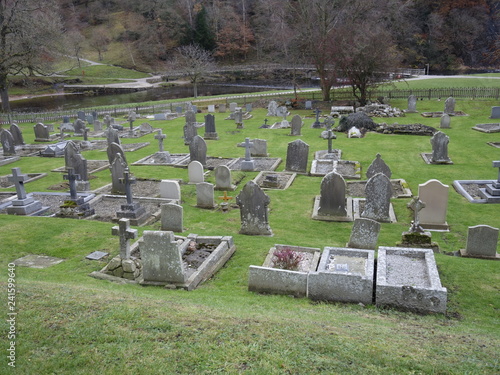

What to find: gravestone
left=188, top=161, right=204, bottom=184
left=189, top=135, right=207, bottom=166
left=361, top=173, right=393, bottom=222
left=366, top=153, right=392, bottom=180
left=207, top=104, right=215, bottom=113
left=160, top=180, right=181, bottom=201
left=347, top=218, right=381, bottom=250
left=64, top=141, right=89, bottom=190
left=154, top=113, right=167, bottom=121
left=185, top=110, right=196, bottom=125
left=240, top=138, right=255, bottom=171
left=9, top=124, right=24, bottom=145
left=285, top=139, right=309, bottom=174
left=321, top=118, right=337, bottom=157
left=440, top=114, right=451, bottom=129
left=154, top=130, right=167, bottom=152
left=111, top=218, right=138, bottom=259
left=77, top=111, right=85, bottom=121
left=246, top=103, right=252, bottom=112
left=183, top=122, right=198, bottom=145
left=290, top=115, right=303, bottom=136
left=1, top=130, right=16, bottom=155
left=204, top=114, right=218, bottom=140
left=93, top=121, right=102, bottom=132
left=63, top=167, right=81, bottom=201
left=305, top=101, right=312, bottom=110
left=444, top=97, right=456, bottom=114
left=104, top=115, right=112, bottom=128
left=128, top=111, right=137, bottom=135
left=6, top=167, right=43, bottom=215
left=234, top=109, right=243, bottom=128
left=60, top=122, right=75, bottom=133
left=430, top=131, right=451, bottom=163
left=461, top=225, right=499, bottom=259
left=215, top=165, right=233, bottom=190
left=277, top=106, right=288, bottom=119
left=418, top=179, right=449, bottom=231
left=196, top=182, right=216, bottom=208
left=312, top=108, right=322, bottom=128
left=34, top=123, right=50, bottom=141
left=490, top=106, right=500, bottom=119
left=142, top=230, right=185, bottom=284
left=267, top=101, right=278, bottom=116
left=74, top=119, right=86, bottom=135
left=86, top=114, right=94, bottom=124
left=107, top=142, right=127, bottom=165
left=480, top=160, right=500, bottom=202
left=229, top=102, right=238, bottom=112
left=236, top=181, right=272, bottom=236
left=105, top=127, right=120, bottom=145
left=62, top=167, right=94, bottom=218
left=139, top=123, right=153, bottom=133
left=160, top=204, right=183, bottom=232
left=406, top=95, right=418, bottom=113
left=399, top=196, right=436, bottom=250
left=318, top=171, right=348, bottom=217
left=40, top=141, right=68, bottom=157
left=110, top=153, right=127, bottom=194
left=219, top=104, right=226, bottom=113
left=116, top=170, right=147, bottom=224
left=176, top=106, right=183, bottom=114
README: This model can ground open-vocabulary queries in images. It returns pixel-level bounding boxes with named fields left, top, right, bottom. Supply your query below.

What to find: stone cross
left=119, top=169, right=136, bottom=205
left=63, top=167, right=80, bottom=200
left=8, top=167, right=28, bottom=200
left=111, top=218, right=138, bottom=259
left=312, top=109, right=322, bottom=128
left=325, top=118, right=336, bottom=154
left=243, top=137, right=254, bottom=161
left=83, top=127, right=89, bottom=141
left=408, top=196, right=426, bottom=233
left=155, top=130, right=166, bottom=152
left=493, top=160, right=500, bottom=185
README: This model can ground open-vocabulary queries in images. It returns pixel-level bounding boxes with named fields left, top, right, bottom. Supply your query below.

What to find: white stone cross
left=243, top=137, right=254, bottom=161
left=154, top=130, right=166, bottom=152
left=111, top=218, right=138, bottom=259
left=408, top=196, right=426, bottom=233
left=8, top=167, right=28, bottom=200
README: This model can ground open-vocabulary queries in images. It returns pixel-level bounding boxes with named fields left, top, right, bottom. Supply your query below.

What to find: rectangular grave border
left=229, top=157, right=282, bottom=172
left=346, top=179, right=412, bottom=199
left=252, top=171, right=297, bottom=190
left=0, top=156, right=20, bottom=166
left=311, top=197, right=354, bottom=222
left=310, top=160, right=361, bottom=179
left=99, top=142, right=150, bottom=153
left=487, top=142, right=500, bottom=149
left=131, top=153, right=190, bottom=167
left=352, top=198, right=397, bottom=223
left=420, top=153, right=454, bottom=165
left=0, top=172, right=47, bottom=189
left=452, top=180, right=492, bottom=203
left=51, top=160, right=110, bottom=174
left=471, top=124, right=500, bottom=133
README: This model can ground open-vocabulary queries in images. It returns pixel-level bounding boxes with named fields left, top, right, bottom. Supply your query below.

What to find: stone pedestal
left=116, top=202, right=148, bottom=226
left=397, top=231, right=439, bottom=252
left=7, top=196, right=43, bottom=215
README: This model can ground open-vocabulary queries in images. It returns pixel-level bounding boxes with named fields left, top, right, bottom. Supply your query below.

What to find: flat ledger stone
left=13, top=254, right=64, bottom=268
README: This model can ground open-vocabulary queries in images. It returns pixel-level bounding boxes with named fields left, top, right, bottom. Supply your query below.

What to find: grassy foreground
left=0, top=94, right=499, bottom=374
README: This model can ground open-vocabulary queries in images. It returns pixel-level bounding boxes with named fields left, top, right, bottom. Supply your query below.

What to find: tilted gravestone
left=318, top=171, right=348, bottom=217
left=1, top=130, right=16, bottom=155
left=366, top=153, right=392, bottom=180
left=236, top=181, right=272, bottom=236
left=347, top=218, right=381, bottom=250
left=110, top=153, right=128, bottom=194
left=189, top=135, right=207, bottom=166
left=285, top=139, right=309, bottom=174
left=160, top=203, right=183, bottom=232
left=461, top=225, right=499, bottom=259
left=107, top=142, right=127, bottom=165
left=9, top=124, right=24, bottom=146
left=430, top=131, right=451, bottom=163
left=362, top=173, right=393, bottom=222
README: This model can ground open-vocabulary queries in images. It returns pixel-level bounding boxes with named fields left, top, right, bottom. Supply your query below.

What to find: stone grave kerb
left=9, top=167, right=28, bottom=200
left=154, top=130, right=166, bottom=152
left=111, top=218, right=138, bottom=259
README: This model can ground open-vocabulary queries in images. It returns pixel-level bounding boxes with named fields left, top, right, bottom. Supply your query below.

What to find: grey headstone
left=189, top=135, right=207, bottom=166
left=277, top=106, right=288, bottom=119
left=431, top=131, right=451, bottom=163
left=183, top=122, right=198, bottom=145
left=62, top=116, right=70, bottom=124
left=74, top=119, right=86, bottom=134
left=111, top=218, right=138, bottom=259
left=219, top=104, right=226, bottom=113
left=64, top=141, right=88, bottom=181
left=107, top=142, right=127, bottom=165
left=464, top=225, right=499, bottom=258
left=215, top=165, right=232, bottom=190
left=444, top=97, right=456, bottom=114
left=109, top=157, right=126, bottom=195
left=196, top=182, right=215, bottom=208
left=34, top=123, right=50, bottom=141
left=407, top=95, right=417, bottom=112
left=285, top=139, right=309, bottom=173
left=246, top=103, right=253, bottom=112
left=9, top=124, right=24, bottom=146
left=207, top=105, right=215, bottom=113
left=290, top=115, right=303, bottom=136
left=347, top=218, right=381, bottom=250
left=139, top=123, right=153, bottom=133
left=366, top=153, right=392, bottom=180
left=229, top=102, right=238, bottom=112
left=418, top=179, right=449, bottom=229
left=362, top=173, right=393, bottom=222
left=204, top=114, right=216, bottom=134
left=93, top=121, right=102, bottom=132
left=490, top=106, right=500, bottom=119
left=86, top=115, right=94, bottom=125
left=154, top=113, right=167, bottom=121
left=318, top=171, right=347, bottom=217
left=185, top=110, right=196, bottom=125
left=440, top=114, right=451, bottom=129
left=105, top=127, right=120, bottom=146
left=160, top=204, right=183, bottom=232
left=77, top=111, right=85, bottom=120
left=1, top=130, right=16, bottom=155
left=60, top=123, right=75, bottom=132
left=305, top=101, right=312, bottom=110
left=159, top=180, right=181, bottom=200
left=236, top=181, right=272, bottom=236
left=267, top=101, right=278, bottom=116
left=188, top=161, right=204, bottom=184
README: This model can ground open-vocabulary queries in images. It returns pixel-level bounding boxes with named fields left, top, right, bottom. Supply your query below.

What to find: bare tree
left=0, top=0, right=62, bottom=112
left=172, top=44, right=215, bottom=98
left=88, top=27, right=111, bottom=61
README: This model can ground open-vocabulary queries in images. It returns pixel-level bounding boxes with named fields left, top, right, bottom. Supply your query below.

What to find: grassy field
left=0, top=89, right=499, bottom=373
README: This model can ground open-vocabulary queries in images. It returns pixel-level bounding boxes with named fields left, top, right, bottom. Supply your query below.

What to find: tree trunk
left=193, top=80, right=198, bottom=98
left=0, top=73, right=11, bottom=113
left=320, top=76, right=331, bottom=102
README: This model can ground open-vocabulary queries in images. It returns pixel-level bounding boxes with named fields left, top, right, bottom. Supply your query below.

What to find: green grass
left=0, top=94, right=499, bottom=374
left=385, top=76, right=500, bottom=90
left=63, top=64, right=150, bottom=79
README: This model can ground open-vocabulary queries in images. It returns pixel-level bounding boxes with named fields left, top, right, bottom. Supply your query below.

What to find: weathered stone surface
left=161, top=203, right=183, bottom=232
left=366, top=153, right=391, bottom=180
left=285, top=139, right=309, bottom=174
left=461, top=225, right=499, bottom=259
left=318, top=171, right=347, bottom=217
left=189, top=135, right=207, bottom=166
left=236, top=181, right=272, bottom=236
left=347, top=218, right=381, bottom=250
left=361, top=173, right=393, bottom=222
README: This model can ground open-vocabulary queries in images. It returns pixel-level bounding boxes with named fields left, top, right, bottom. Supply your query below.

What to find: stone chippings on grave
left=376, top=247, right=447, bottom=314
left=444, top=97, right=456, bottom=114
left=418, top=179, right=449, bottom=231
left=285, top=139, right=309, bottom=174
left=1, top=130, right=16, bottom=155
left=189, top=135, right=207, bottom=166
left=188, top=160, right=204, bottom=184
left=290, top=115, right=303, bottom=136
left=479, top=160, right=500, bottom=203
left=308, top=247, right=375, bottom=305
left=318, top=171, right=348, bottom=217
left=141, top=230, right=187, bottom=285
left=196, top=182, right=216, bottom=208
left=203, top=114, right=218, bottom=139
left=440, top=114, right=451, bottom=129
left=214, top=165, right=234, bottom=190
left=347, top=218, right=381, bottom=250
left=161, top=203, right=183, bottom=232
left=107, top=142, right=127, bottom=165
left=361, top=173, right=393, bottom=222
left=6, top=167, right=43, bottom=215
left=10, top=124, right=24, bottom=146
left=460, top=225, right=499, bottom=259
left=159, top=180, right=181, bottom=201
left=236, top=181, right=272, bottom=236
left=366, top=153, right=392, bottom=180
left=430, top=131, right=451, bottom=163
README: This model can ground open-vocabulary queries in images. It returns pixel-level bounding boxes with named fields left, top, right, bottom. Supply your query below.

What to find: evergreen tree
left=194, top=6, right=216, bottom=51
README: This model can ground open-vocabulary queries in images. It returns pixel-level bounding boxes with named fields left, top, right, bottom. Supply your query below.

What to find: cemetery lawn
left=0, top=97, right=499, bottom=374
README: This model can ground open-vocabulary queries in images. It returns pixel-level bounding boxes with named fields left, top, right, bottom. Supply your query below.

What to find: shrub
left=272, top=247, right=303, bottom=271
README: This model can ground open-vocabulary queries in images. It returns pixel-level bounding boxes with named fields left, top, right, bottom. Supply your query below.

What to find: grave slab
left=13, top=254, right=64, bottom=268
left=252, top=171, right=296, bottom=190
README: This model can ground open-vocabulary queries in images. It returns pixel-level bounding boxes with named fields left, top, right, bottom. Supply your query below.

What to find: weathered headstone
left=86, top=115, right=94, bottom=125
left=305, top=101, right=312, bottom=110
left=77, top=111, right=85, bottom=121
left=229, top=102, right=238, bottom=112
left=406, top=95, right=418, bottom=113
left=490, top=106, right=500, bottom=119
left=159, top=180, right=181, bottom=201
left=215, top=165, right=233, bottom=190
left=105, top=127, right=120, bottom=146
left=207, top=104, right=215, bottom=113
left=246, top=103, right=253, bottom=112
left=188, top=161, right=204, bottom=184
left=267, top=101, right=278, bottom=116
left=285, top=139, right=309, bottom=174
left=461, top=225, right=499, bottom=259
left=196, top=182, right=216, bottom=208
left=362, top=173, right=393, bottom=222
left=204, top=114, right=218, bottom=139
left=290, top=115, right=303, bottom=136
left=347, top=218, right=381, bottom=250
left=111, top=218, right=138, bottom=259
left=234, top=109, right=243, bottom=128
left=139, top=122, right=153, bottom=133
left=9, top=124, right=24, bottom=146
left=1, top=130, right=16, bottom=155
left=318, top=171, right=348, bottom=217
left=63, top=167, right=81, bottom=201
left=312, top=108, right=322, bottom=128
left=418, top=179, right=449, bottom=230
left=110, top=153, right=127, bottom=194
left=277, top=106, right=288, bottom=119
left=218, top=104, right=226, bottom=113
left=107, top=142, right=127, bottom=165
left=34, top=123, right=50, bottom=142
left=183, top=122, right=198, bottom=145
left=116, top=169, right=147, bottom=223
left=236, top=181, right=272, bottom=236
left=160, top=204, right=183, bottom=232
left=189, top=135, right=207, bottom=166
left=64, top=141, right=89, bottom=189
left=440, top=114, right=451, bottom=129
left=366, top=153, right=392, bottom=180
left=444, top=97, right=456, bottom=114
left=74, top=119, right=86, bottom=135
left=430, top=131, right=451, bottom=163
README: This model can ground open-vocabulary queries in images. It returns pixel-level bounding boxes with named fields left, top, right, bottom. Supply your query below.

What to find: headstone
left=93, top=120, right=102, bottom=132
left=77, top=111, right=85, bottom=121
left=9, top=124, right=24, bottom=145
left=34, top=123, right=50, bottom=141
left=159, top=180, right=181, bottom=201
left=290, top=115, right=303, bottom=136
left=60, top=122, right=75, bottom=132
left=362, top=173, right=393, bottom=222
left=92, top=111, right=98, bottom=121
left=490, top=106, right=500, bottom=119
left=321, top=118, right=337, bottom=156
left=347, top=218, right=381, bottom=250
left=185, top=109, right=196, bottom=124
left=105, top=127, right=120, bottom=146
left=1, top=130, right=16, bottom=155
left=318, top=171, right=347, bottom=217
left=116, top=169, right=147, bottom=222
left=74, top=119, right=86, bottom=135
left=246, top=103, right=253, bottom=112
left=440, top=114, right=451, bottom=129
left=154, top=113, right=167, bottom=121
left=312, top=108, right=322, bottom=128
left=107, top=142, right=127, bottom=165
left=366, top=153, right=392, bottom=180
left=305, top=101, right=312, bottom=110
left=207, top=104, right=215, bottom=113
left=407, top=196, right=427, bottom=233
left=62, top=116, right=70, bottom=124
left=160, top=204, right=183, bottom=232
left=229, top=102, right=238, bottom=112
left=188, top=161, right=204, bottom=184
left=461, top=225, right=499, bottom=259
left=191, top=105, right=198, bottom=113
left=86, top=115, right=94, bottom=125
left=196, top=182, right=215, bottom=208
left=176, top=106, right=183, bottom=114
left=406, top=95, right=418, bottom=112
left=104, top=115, right=112, bottom=128
left=234, top=109, right=243, bottom=128
left=183, top=122, right=198, bottom=145
left=277, top=106, right=288, bottom=119
left=418, top=179, right=449, bottom=230
left=189, top=135, right=207, bottom=166
left=142, top=230, right=186, bottom=284
left=481, top=160, right=500, bottom=200
left=139, top=122, right=153, bottom=133
left=251, top=139, right=267, bottom=157
left=444, top=97, right=456, bottom=114
left=267, top=101, right=278, bottom=116
left=215, top=165, right=233, bottom=190
left=240, top=138, right=255, bottom=171
left=6, top=167, right=43, bottom=215
left=154, top=130, right=166, bottom=152
left=218, top=104, right=226, bottom=113
left=63, top=167, right=81, bottom=201
left=285, top=139, right=309, bottom=173
left=111, top=218, right=138, bottom=259
left=348, top=127, right=362, bottom=138
left=64, top=141, right=88, bottom=183
left=204, top=114, right=218, bottom=139
left=236, top=181, right=272, bottom=236
left=110, top=153, right=128, bottom=194
left=430, top=131, right=451, bottom=163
